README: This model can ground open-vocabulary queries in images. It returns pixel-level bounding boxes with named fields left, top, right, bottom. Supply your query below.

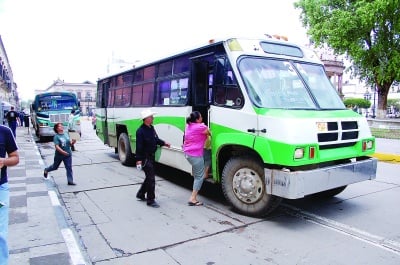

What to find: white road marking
left=61, top=228, right=87, bottom=265
left=48, top=190, right=60, bottom=206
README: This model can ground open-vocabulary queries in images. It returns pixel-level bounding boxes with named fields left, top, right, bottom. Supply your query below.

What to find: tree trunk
left=376, top=83, right=390, bottom=119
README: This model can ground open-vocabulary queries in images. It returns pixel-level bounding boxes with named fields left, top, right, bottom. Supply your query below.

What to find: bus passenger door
left=190, top=60, right=210, bottom=125
left=99, top=81, right=110, bottom=145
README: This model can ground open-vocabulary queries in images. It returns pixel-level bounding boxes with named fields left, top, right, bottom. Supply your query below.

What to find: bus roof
left=98, top=37, right=320, bottom=81
left=34, top=91, right=77, bottom=98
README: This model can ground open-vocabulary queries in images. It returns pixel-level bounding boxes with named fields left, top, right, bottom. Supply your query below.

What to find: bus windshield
left=239, top=57, right=345, bottom=109
left=37, top=95, right=77, bottom=111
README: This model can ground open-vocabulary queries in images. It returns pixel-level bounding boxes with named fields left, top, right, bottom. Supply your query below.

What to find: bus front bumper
left=39, top=127, right=56, bottom=137
left=265, top=158, right=377, bottom=199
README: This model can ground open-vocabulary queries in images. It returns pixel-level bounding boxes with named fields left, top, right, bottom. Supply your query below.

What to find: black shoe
left=68, top=182, right=76, bottom=186
left=147, top=201, right=160, bottom=208
left=43, top=170, right=48, bottom=179
left=136, top=193, right=145, bottom=201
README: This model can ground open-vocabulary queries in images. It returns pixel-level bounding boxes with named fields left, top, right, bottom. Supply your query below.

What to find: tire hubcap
left=232, top=168, right=263, bottom=203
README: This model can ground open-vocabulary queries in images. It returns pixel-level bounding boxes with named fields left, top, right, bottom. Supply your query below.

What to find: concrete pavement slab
left=95, top=249, right=179, bottom=265
left=165, top=215, right=399, bottom=265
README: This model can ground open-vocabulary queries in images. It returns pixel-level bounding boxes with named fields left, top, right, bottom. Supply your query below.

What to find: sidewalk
left=7, top=126, right=87, bottom=265
left=5, top=126, right=400, bottom=265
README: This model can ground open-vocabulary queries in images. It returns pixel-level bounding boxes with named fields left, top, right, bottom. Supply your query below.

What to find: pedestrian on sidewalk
left=0, top=125, right=20, bottom=265
left=183, top=111, right=210, bottom=206
left=4, top=106, right=20, bottom=138
left=18, top=110, right=25, bottom=127
left=43, top=123, right=77, bottom=185
left=135, top=109, right=170, bottom=208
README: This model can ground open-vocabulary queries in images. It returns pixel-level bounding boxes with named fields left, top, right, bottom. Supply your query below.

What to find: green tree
left=295, top=0, right=400, bottom=118
left=343, top=98, right=371, bottom=109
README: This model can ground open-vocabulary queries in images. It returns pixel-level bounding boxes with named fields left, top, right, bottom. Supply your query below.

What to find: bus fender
left=253, top=137, right=275, bottom=164
left=213, top=132, right=256, bottom=180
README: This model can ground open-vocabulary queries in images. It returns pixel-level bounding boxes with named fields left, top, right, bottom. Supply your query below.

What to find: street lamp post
left=363, top=90, right=371, bottom=118
left=85, top=96, right=92, bottom=116
left=372, top=87, right=376, bottom=118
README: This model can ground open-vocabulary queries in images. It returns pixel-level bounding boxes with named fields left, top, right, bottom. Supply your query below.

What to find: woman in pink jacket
left=183, top=111, right=210, bottom=206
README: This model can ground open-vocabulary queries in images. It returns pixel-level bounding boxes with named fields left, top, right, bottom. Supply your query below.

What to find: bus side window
left=225, top=86, right=243, bottom=107
left=214, top=58, right=225, bottom=85
left=156, top=80, right=172, bottom=105
left=225, top=76, right=233, bottom=85
left=214, top=86, right=226, bottom=105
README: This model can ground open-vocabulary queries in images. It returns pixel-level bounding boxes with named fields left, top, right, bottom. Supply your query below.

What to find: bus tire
left=118, top=133, right=134, bottom=166
left=221, top=157, right=282, bottom=217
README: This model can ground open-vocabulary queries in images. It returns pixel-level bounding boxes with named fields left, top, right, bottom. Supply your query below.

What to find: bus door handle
left=247, top=128, right=267, bottom=133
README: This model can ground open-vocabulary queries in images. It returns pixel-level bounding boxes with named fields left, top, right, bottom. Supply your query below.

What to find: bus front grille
left=49, top=113, right=69, bottom=123
left=317, top=121, right=359, bottom=148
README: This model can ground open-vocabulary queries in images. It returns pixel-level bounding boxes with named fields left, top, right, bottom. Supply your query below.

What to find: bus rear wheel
left=118, top=133, right=134, bottom=166
left=221, top=157, right=282, bottom=217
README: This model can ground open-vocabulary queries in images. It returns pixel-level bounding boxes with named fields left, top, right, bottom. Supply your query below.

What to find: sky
left=0, top=0, right=309, bottom=101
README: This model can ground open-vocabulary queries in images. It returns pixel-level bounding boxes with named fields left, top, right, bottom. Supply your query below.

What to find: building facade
left=0, top=36, right=19, bottom=119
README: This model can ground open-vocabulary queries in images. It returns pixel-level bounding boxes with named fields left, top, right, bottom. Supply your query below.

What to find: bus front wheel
left=118, top=133, right=134, bottom=166
left=221, top=157, right=282, bottom=217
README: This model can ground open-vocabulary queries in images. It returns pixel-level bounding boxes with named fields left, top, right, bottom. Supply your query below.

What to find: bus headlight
left=362, top=139, right=374, bottom=151
left=294, top=148, right=305, bottom=159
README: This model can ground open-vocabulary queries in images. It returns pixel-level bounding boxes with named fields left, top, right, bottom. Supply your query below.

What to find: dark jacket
left=135, top=124, right=165, bottom=161
left=5, top=110, right=19, bottom=123
left=0, top=125, right=18, bottom=185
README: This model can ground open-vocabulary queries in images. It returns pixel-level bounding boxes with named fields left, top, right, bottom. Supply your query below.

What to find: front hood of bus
left=256, top=109, right=372, bottom=144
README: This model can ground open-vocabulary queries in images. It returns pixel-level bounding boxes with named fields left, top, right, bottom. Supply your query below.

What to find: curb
left=372, top=153, right=400, bottom=164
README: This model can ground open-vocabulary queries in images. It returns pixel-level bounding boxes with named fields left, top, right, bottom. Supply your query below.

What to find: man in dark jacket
left=4, top=107, right=20, bottom=138
left=0, top=124, right=20, bottom=264
left=135, top=109, right=170, bottom=208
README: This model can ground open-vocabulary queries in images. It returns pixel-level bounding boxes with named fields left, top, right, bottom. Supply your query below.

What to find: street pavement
left=8, top=126, right=87, bottom=265
left=6, top=124, right=400, bottom=265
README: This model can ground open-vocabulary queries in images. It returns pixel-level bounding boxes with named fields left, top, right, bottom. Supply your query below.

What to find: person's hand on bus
left=164, top=143, right=171, bottom=148
left=136, top=161, right=142, bottom=171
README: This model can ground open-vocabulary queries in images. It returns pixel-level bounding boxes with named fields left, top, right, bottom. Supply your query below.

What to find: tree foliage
left=295, top=0, right=400, bottom=118
left=343, top=98, right=371, bottom=109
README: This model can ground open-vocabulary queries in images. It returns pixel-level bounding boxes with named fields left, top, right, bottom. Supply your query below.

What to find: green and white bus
left=31, top=91, right=81, bottom=140
left=95, top=37, right=377, bottom=217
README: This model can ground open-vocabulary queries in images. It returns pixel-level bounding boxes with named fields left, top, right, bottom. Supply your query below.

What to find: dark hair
left=186, top=111, right=201, bottom=124
left=53, top=122, right=62, bottom=133
left=71, top=109, right=75, bottom=114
